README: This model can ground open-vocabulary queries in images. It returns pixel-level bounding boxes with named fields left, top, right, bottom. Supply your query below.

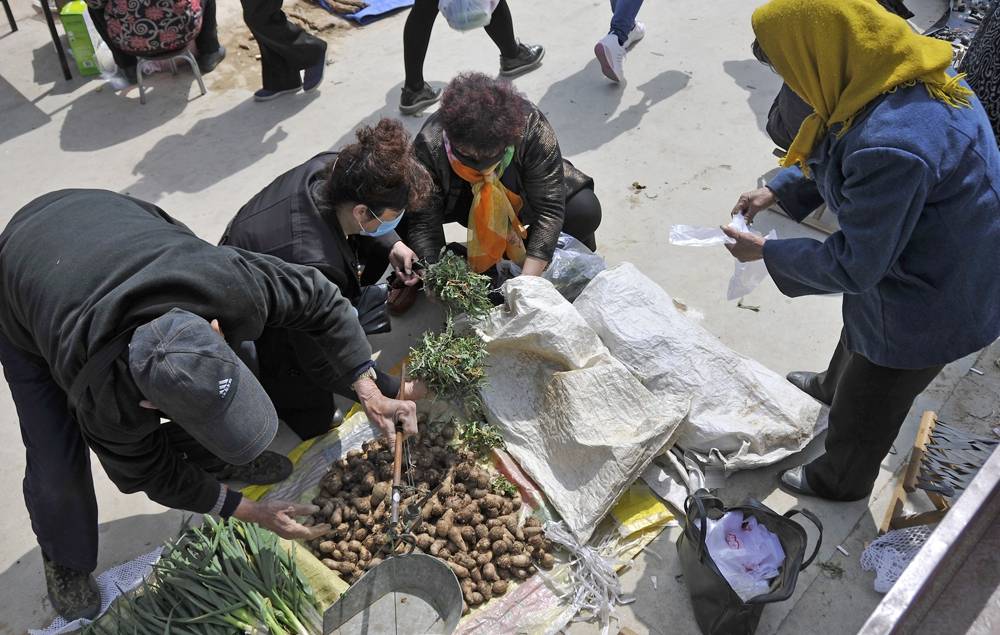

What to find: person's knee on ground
left=562, top=188, right=602, bottom=251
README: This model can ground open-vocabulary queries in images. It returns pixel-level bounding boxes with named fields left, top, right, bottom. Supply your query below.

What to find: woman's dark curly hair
left=326, top=118, right=431, bottom=212
left=438, top=72, right=529, bottom=151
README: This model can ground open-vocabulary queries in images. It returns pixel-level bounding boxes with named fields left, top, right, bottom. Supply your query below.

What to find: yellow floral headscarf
left=752, top=0, right=972, bottom=175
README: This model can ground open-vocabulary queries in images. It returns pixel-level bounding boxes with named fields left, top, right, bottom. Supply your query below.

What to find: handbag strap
left=783, top=508, right=824, bottom=570
left=68, top=330, right=134, bottom=410
left=684, top=490, right=725, bottom=560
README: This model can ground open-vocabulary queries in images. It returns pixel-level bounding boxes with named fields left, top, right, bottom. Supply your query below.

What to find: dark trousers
left=0, top=334, right=99, bottom=573
left=240, top=0, right=327, bottom=91
left=803, top=332, right=943, bottom=501
left=87, top=0, right=221, bottom=71
left=0, top=333, right=234, bottom=573
left=561, top=188, right=602, bottom=252
left=403, top=0, right=518, bottom=90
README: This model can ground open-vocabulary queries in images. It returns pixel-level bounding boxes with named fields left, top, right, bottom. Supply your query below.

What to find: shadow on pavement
left=122, top=90, right=321, bottom=200
left=536, top=62, right=691, bottom=156
left=722, top=58, right=783, bottom=135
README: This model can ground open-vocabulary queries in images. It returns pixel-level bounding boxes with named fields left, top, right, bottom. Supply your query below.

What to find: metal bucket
left=322, top=553, right=464, bottom=635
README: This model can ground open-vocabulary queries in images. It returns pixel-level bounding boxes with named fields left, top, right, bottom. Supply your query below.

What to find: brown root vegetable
left=497, top=554, right=511, bottom=569
left=469, top=592, right=484, bottom=606
left=477, top=580, right=493, bottom=600
left=527, top=535, right=545, bottom=550
left=429, top=539, right=447, bottom=556
left=514, top=568, right=531, bottom=580
left=492, top=580, right=508, bottom=596
left=415, top=534, right=434, bottom=552
left=365, top=557, right=383, bottom=570
left=439, top=548, right=452, bottom=559
left=482, top=563, right=498, bottom=581
left=322, top=559, right=355, bottom=575
left=447, top=526, right=468, bottom=552
left=439, top=474, right=454, bottom=498
left=372, top=500, right=387, bottom=522
left=460, top=525, right=476, bottom=545
left=352, top=496, right=372, bottom=515
left=347, top=540, right=364, bottom=553
left=523, top=526, right=544, bottom=538
left=471, top=567, right=483, bottom=583
left=421, top=498, right=444, bottom=521
left=538, top=553, right=555, bottom=570
left=342, top=551, right=359, bottom=564
left=475, top=525, right=490, bottom=541
left=488, top=526, right=506, bottom=542
left=353, top=528, right=369, bottom=542
left=371, top=482, right=390, bottom=509
left=476, top=551, right=493, bottom=567
left=492, top=540, right=510, bottom=556
left=359, top=471, right=376, bottom=494
left=475, top=537, right=492, bottom=553
left=436, top=509, right=455, bottom=537
left=470, top=488, right=490, bottom=500
left=330, top=507, right=344, bottom=526
left=471, top=513, right=485, bottom=526
left=453, top=553, right=477, bottom=569
left=510, top=542, right=526, bottom=555
left=449, top=561, right=471, bottom=579
left=318, top=541, right=336, bottom=554
left=524, top=516, right=541, bottom=528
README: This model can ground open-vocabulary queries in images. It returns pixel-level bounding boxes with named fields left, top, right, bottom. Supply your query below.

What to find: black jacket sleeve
left=406, top=130, right=449, bottom=263
left=519, top=110, right=567, bottom=262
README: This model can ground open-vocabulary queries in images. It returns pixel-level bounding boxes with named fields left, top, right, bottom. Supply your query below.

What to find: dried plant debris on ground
left=306, top=427, right=553, bottom=612
left=459, top=418, right=506, bottom=458
left=421, top=249, right=493, bottom=319
left=408, top=322, right=488, bottom=414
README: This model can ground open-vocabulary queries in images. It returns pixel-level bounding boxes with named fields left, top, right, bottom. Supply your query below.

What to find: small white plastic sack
left=499, top=233, right=605, bottom=301
left=438, top=0, right=500, bottom=30
left=860, top=526, right=933, bottom=593
left=575, top=263, right=826, bottom=471
left=476, top=276, right=688, bottom=543
left=705, top=511, right=785, bottom=602
left=669, top=214, right=776, bottom=300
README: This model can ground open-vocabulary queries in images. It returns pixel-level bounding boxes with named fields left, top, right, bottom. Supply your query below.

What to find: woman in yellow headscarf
left=724, top=0, right=1000, bottom=501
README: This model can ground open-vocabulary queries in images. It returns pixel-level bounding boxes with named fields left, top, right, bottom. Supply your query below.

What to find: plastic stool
left=136, top=47, right=206, bottom=105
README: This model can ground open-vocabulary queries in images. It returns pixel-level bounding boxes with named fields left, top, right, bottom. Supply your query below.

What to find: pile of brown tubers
left=304, top=423, right=555, bottom=611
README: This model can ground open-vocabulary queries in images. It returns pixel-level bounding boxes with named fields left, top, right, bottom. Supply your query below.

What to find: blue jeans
left=610, top=0, right=643, bottom=44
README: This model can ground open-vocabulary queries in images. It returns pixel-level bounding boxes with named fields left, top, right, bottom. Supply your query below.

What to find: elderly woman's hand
left=721, top=226, right=767, bottom=262
left=731, top=187, right=777, bottom=224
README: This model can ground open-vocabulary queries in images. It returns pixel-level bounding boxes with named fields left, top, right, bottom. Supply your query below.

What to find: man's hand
left=721, top=225, right=767, bottom=262
left=233, top=498, right=330, bottom=540
left=354, top=377, right=418, bottom=443
left=519, top=256, right=548, bottom=277
left=389, top=242, right=421, bottom=286
left=731, top=187, right=777, bottom=224
left=400, top=378, right=431, bottom=401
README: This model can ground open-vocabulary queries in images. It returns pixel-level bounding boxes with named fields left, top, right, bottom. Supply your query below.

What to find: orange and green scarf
left=444, top=134, right=527, bottom=273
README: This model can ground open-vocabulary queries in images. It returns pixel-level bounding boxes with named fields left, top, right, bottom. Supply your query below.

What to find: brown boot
left=388, top=285, right=420, bottom=316
left=43, top=554, right=101, bottom=621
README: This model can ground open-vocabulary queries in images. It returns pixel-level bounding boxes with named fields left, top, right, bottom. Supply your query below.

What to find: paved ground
left=1, top=0, right=991, bottom=633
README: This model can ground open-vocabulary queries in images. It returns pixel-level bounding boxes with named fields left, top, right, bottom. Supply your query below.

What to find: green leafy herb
left=408, top=321, right=488, bottom=414
left=421, top=249, right=493, bottom=318
left=459, top=418, right=505, bottom=457
left=491, top=475, right=517, bottom=497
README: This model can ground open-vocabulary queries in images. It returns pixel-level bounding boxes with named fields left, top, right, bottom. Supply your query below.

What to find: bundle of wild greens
left=408, top=322, right=488, bottom=414
left=86, top=517, right=322, bottom=635
left=421, top=250, right=493, bottom=319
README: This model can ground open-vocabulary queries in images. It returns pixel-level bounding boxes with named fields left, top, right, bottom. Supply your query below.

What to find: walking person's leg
left=400, top=0, right=442, bottom=114
left=797, top=352, right=943, bottom=501
left=786, top=329, right=851, bottom=406
left=0, top=334, right=101, bottom=620
left=241, top=0, right=327, bottom=99
left=596, top=0, right=644, bottom=82
left=493, top=0, right=544, bottom=78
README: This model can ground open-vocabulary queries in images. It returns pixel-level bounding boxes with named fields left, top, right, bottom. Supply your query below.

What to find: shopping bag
left=438, top=0, right=500, bottom=30
left=676, top=490, right=822, bottom=635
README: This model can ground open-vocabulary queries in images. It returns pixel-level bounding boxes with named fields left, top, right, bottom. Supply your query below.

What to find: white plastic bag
left=499, top=233, right=606, bottom=301
left=438, top=0, right=500, bottom=30
left=476, top=276, right=688, bottom=543
left=575, top=263, right=827, bottom=471
left=669, top=214, right=776, bottom=300
left=705, top=511, right=785, bottom=602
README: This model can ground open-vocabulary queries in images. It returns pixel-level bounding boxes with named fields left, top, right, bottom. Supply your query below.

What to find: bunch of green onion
left=86, top=517, right=323, bottom=634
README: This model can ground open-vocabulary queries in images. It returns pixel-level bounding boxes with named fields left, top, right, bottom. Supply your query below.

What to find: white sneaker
left=594, top=33, right=626, bottom=83
left=624, top=21, right=646, bottom=49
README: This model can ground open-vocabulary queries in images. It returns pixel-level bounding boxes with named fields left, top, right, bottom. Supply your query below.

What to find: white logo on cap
left=218, top=378, right=232, bottom=398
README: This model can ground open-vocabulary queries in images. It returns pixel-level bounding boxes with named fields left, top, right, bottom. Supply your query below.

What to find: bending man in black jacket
left=0, top=190, right=419, bottom=620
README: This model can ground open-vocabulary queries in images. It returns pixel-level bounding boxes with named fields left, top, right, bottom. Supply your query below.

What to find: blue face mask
left=359, top=207, right=405, bottom=238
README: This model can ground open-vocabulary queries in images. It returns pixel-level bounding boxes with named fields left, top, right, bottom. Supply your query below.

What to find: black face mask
left=451, top=145, right=508, bottom=173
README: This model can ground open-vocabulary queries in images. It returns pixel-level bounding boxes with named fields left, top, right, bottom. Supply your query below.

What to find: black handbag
left=676, top=490, right=822, bottom=635
left=356, top=283, right=391, bottom=335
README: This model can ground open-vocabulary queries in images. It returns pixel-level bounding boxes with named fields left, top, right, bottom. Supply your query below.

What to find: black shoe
left=499, top=43, right=545, bottom=77
left=212, top=450, right=293, bottom=485
left=122, top=65, right=138, bottom=85
left=43, top=555, right=101, bottom=621
left=777, top=466, right=818, bottom=497
left=786, top=371, right=830, bottom=405
left=399, top=82, right=441, bottom=115
left=197, top=46, right=227, bottom=74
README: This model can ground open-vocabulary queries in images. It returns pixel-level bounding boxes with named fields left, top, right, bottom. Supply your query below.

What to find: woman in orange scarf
left=392, top=73, right=603, bottom=312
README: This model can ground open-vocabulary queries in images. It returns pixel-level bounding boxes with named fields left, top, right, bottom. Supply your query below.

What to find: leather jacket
left=407, top=100, right=594, bottom=264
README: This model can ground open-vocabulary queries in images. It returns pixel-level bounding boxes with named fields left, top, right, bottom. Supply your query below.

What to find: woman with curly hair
left=220, top=118, right=430, bottom=439
left=393, top=72, right=602, bottom=310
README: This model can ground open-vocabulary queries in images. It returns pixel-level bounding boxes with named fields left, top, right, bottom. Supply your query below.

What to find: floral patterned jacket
left=86, top=0, right=203, bottom=55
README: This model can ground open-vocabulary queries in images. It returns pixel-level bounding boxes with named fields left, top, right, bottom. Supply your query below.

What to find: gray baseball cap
left=128, top=308, right=278, bottom=465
